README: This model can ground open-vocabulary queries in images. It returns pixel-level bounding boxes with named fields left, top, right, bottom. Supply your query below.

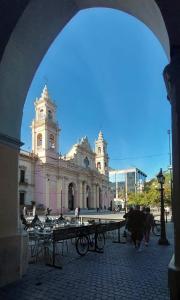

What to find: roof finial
left=41, top=85, right=49, bottom=99
left=98, top=131, right=103, bottom=139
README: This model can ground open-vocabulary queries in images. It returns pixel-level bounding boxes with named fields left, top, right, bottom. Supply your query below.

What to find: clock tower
left=31, top=85, right=60, bottom=162
left=95, top=131, right=109, bottom=176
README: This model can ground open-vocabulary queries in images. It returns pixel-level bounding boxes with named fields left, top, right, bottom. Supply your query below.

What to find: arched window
left=39, top=109, right=44, bottom=120
left=98, top=147, right=101, bottom=154
left=49, top=134, right=55, bottom=149
left=97, top=162, right=101, bottom=169
left=37, top=133, right=42, bottom=147
left=84, top=157, right=89, bottom=168
left=48, top=110, right=52, bottom=120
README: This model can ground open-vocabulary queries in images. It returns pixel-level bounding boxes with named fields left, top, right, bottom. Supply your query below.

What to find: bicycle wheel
left=152, top=222, right=161, bottom=236
left=96, top=232, right=105, bottom=251
left=75, top=235, right=89, bottom=256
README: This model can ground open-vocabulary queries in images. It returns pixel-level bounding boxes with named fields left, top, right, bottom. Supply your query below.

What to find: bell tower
left=95, top=131, right=109, bottom=176
left=31, top=85, right=60, bottom=162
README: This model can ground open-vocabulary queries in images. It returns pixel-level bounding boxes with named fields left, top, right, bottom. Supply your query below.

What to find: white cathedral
left=19, top=86, right=113, bottom=214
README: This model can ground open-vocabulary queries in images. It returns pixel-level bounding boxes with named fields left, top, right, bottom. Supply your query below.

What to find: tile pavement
left=0, top=223, right=173, bottom=300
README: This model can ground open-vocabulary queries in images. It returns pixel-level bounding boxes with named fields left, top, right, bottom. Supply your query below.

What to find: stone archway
left=0, top=0, right=172, bottom=289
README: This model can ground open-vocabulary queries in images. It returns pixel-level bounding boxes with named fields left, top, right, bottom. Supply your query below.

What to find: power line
left=110, top=153, right=168, bottom=161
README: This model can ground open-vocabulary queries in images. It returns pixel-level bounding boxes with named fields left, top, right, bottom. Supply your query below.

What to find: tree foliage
left=127, top=170, right=172, bottom=207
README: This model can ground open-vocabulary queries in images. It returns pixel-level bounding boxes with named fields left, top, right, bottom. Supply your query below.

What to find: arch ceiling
left=0, top=0, right=172, bottom=140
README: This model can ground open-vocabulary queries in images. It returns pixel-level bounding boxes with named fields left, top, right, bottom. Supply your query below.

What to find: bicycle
left=75, top=231, right=105, bottom=256
left=152, top=219, right=161, bottom=236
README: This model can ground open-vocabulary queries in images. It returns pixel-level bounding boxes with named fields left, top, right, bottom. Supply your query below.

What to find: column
left=84, top=183, right=87, bottom=208
left=81, top=181, right=85, bottom=208
left=45, top=174, right=50, bottom=209
left=62, top=177, right=67, bottom=209
left=92, top=184, right=97, bottom=208
left=83, top=182, right=86, bottom=208
left=96, top=185, right=100, bottom=209
left=163, top=56, right=180, bottom=299
left=62, top=176, right=69, bottom=209
left=0, top=134, right=28, bottom=287
left=56, top=176, right=62, bottom=211
left=77, top=180, right=83, bottom=208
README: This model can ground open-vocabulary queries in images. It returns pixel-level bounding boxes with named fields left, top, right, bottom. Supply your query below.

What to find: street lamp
left=59, top=190, right=65, bottom=221
left=167, top=129, right=173, bottom=221
left=156, top=168, right=170, bottom=245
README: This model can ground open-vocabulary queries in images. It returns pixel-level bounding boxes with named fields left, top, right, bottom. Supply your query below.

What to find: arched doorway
left=68, top=183, right=75, bottom=211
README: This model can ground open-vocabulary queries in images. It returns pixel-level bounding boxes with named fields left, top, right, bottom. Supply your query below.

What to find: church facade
left=19, top=86, right=112, bottom=214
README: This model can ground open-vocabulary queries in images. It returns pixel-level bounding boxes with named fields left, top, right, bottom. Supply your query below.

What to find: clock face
left=84, top=157, right=89, bottom=168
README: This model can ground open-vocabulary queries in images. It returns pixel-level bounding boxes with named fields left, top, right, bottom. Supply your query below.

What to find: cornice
left=0, top=133, right=23, bottom=149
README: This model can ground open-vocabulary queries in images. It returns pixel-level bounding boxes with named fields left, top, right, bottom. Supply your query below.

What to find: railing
left=79, top=215, right=124, bottom=224
left=52, top=222, right=124, bottom=242
left=50, top=221, right=125, bottom=268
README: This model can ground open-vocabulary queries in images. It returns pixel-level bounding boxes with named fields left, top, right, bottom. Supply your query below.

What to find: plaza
left=0, top=221, right=173, bottom=300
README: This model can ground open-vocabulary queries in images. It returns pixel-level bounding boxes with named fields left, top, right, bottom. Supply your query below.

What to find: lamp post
left=59, top=189, right=64, bottom=221
left=156, top=168, right=170, bottom=245
left=124, top=173, right=127, bottom=213
left=167, top=129, right=173, bottom=221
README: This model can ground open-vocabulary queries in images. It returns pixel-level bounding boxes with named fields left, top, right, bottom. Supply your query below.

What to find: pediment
left=79, top=136, right=93, bottom=153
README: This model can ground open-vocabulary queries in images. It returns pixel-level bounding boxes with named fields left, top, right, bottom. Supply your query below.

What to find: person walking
left=75, top=207, right=79, bottom=220
left=128, top=205, right=146, bottom=251
left=144, top=207, right=154, bottom=246
left=123, top=207, right=134, bottom=238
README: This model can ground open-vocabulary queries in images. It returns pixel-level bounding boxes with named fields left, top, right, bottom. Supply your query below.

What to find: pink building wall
left=34, top=164, right=46, bottom=208
left=49, top=177, right=58, bottom=213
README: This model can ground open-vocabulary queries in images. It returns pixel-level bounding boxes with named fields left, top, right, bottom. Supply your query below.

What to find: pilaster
left=0, top=135, right=28, bottom=287
left=77, top=180, right=82, bottom=208
left=45, top=174, right=50, bottom=209
left=82, top=182, right=86, bottom=208
left=164, top=56, right=180, bottom=299
left=63, top=177, right=68, bottom=209
left=92, top=184, right=97, bottom=208
left=96, top=185, right=100, bottom=208
left=56, top=176, right=62, bottom=210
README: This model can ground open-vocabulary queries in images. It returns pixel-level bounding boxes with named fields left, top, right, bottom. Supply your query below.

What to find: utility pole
left=125, top=173, right=128, bottom=213
left=115, top=173, right=118, bottom=199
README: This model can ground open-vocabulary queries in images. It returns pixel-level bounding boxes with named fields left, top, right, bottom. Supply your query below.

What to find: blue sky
left=21, top=8, right=171, bottom=180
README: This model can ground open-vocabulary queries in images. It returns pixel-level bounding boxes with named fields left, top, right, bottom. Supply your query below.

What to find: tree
left=127, top=170, right=171, bottom=207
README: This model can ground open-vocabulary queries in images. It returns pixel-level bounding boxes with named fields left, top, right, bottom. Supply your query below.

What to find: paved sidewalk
left=0, top=223, right=173, bottom=300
